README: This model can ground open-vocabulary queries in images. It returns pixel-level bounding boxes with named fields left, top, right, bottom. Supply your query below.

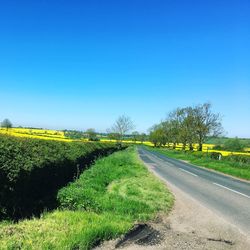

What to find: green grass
left=148, top=147, right=250, bottom=180
left=205, top=136, right=250, bottom=147
left=0, top=147, right=173, bottom=250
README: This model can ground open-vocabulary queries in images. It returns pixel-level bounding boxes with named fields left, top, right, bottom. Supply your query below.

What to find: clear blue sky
left=0, top=0, right=249, bottom=137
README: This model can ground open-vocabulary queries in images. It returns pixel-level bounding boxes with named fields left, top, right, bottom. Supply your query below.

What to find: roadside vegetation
left=0, top=134, right=119, bottom=220
left=148, top=103, right=223, bottom=151
left=148, top=147, right=250, bottom=180
left=0, top=147, right=173, bottom=250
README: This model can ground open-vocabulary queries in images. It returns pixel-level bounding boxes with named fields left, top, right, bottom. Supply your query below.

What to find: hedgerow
left=0, top=134, right=120, bottom=220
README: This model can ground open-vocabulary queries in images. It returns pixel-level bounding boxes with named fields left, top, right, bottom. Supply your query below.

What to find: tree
left=192, top=103, right=223, bottom=151
left=64, top=130, right=84, bottom=139
left=167, top=109, right=182, bottom=149
left=148, top=102, right=223, bottom=151
left=224, top=138, right=245, bottom=152
left=110, top=115, right=135, bottom=141
left=138, top=133, right=147, bottom=144
left=149, top=124, right=167, bottom=147
left=1, top=119, right=12, bottom=130
left=131, top=131, right=139, bottom=143
left=107, top=131, right=121, bottom=141
left=85, top=128, right=98, bottom=141
left=177, top=107, right=197, bottom=150
left=149, top=129, right=161, bottom=147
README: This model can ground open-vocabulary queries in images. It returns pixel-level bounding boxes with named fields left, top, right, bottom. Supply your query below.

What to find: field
left=0, top=147, right=173, bottom=249
left=1, top=127, right=250, bottom=157
left=0, top=127, right=73, bottom=142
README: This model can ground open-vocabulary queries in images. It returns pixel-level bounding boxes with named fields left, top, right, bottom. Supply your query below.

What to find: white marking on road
left=179, top=168, right=198, bottom=177
left=213, top=183, right=250, bottom=199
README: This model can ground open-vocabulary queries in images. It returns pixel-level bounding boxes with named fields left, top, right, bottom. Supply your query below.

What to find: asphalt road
left=138, top=147, right=250, bottom=235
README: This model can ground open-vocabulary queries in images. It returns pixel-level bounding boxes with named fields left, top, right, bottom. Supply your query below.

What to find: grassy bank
left=148, top=147, right=250, bottom=180
left=0, top=147, right=173, bottom=249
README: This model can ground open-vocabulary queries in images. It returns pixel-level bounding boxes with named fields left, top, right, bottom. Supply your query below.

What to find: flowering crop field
left=0, top=128, right=74, bottom=142
left=164, top=142, right=250, bottom=156
left=1, top=128, right=249, bottom=156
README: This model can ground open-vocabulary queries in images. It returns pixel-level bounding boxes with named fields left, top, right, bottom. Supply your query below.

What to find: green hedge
left=226, top=154, right=250, bottom=165
left=184, top=150, right=222, bottom=160
left=0, top=135, right=120, bottom=220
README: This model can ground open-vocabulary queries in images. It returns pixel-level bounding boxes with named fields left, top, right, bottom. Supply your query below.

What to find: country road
left=138, top=147, right=250, bottom=235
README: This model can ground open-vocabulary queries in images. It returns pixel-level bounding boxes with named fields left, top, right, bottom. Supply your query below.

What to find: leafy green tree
left=138, top=133, right=147, bottom=144
left=107, top=132, right=121, bottom=141
left=177, top=107, right=197, bottom=150
left=192, top=103, right=223, bottom=151
left=148, top=103, right=223, bottom=151
left=224, top=138, right=245, bottom=152
left=131, top=131, right=139, bottom=142
left=1, top=119, right=12, bottom=130
left=64, top=130, right=84, bottom=139
left=149, top=124, right=167, bottom=147
left=85, top=128, right=98, bottom=141
left=167, top=110, right=182, bottom=149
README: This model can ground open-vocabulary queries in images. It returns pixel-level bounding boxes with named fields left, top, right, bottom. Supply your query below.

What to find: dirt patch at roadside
left=95, top=182, right=250, bottom=250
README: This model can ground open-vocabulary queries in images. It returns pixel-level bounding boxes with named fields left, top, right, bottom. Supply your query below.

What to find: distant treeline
left=149, top=103, right=223, bottom=151
left=0, top=134, right=120, bottom=220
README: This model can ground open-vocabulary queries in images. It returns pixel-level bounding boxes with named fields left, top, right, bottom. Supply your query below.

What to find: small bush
left=209, top=152, right=222, bottom=160
left=192, top=151, right=206, bottom=158
left=226, top=155, right=250, bottom=165
left=213, top=144, right=223, bottom=150
left=223, top=138, right=245, bottom=152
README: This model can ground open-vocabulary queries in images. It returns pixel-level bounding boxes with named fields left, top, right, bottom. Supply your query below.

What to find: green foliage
left=148, top=147, right=250, bottom=180
left=223, top=138, right=245, bottom=152
left=0, top=147, right=174, bottom=250
left=138, top=133, right=147, bottom=143
left=213, top=144, right=223, bottom=150
left=0, top=134, right=119, bottom=220
left=226, top=155, right=250, bottom=165
left=149, top=103, right=223, bottom=151
left=85, top=128, right=99, bottom=141
left=213, top=138, right=246, bottom=152
left=209, top=152, right=222, bottom=160
left=57, top=147, right=173, bottom=220
left=64, top=130, right=85, bottom=139
left=0, top=211, right=131, bottom=250
left=1, top=119, right=12, bottom=129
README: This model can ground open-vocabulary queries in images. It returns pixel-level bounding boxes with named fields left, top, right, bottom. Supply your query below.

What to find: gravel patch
left=95, top=181, right=250, bottom=250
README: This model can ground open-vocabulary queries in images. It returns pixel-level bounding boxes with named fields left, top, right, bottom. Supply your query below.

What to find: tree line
left=149, top=103, right=223, bottom=151
left=1, top=103, right=224, bottom=150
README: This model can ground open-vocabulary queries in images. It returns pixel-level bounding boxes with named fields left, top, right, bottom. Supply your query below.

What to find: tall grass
left=0, top=147, right=173, bottom=249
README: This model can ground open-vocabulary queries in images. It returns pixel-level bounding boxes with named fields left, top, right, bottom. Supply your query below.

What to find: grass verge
left=148, top=147, right=250, bottom=180
left=0, top=147, right=173, bottom=249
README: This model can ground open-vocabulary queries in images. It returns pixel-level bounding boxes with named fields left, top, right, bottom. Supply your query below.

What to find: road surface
left=138, top=147, right=250, bottom=235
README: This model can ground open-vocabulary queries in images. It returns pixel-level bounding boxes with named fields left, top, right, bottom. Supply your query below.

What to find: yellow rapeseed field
left=0, top=128, right=73, bottom=142
left=1, top=128, right=249, bottom=156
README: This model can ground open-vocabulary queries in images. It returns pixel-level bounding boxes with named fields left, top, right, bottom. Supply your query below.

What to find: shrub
left=209, top=152, right=222, bottom=160
left=192, top=151, right=206, bottom=158
left=213, top=144, right=223, bottom=150
left=223, top=138, right=245, bottom=152
left=226, top=155, right=250, bottom=165
left=0, top=134, right=120, bottom=220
